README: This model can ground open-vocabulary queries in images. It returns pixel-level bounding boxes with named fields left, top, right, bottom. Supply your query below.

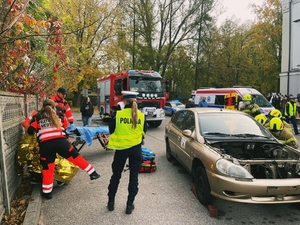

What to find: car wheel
left=147, top=121, right=162, bottom=128
left=166, top=140, right=174, bottom=162
left=195, top=166, right=215, bottom=205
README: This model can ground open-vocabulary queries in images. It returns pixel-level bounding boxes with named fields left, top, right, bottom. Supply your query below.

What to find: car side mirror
left=182, top=130, right=192, bottom=137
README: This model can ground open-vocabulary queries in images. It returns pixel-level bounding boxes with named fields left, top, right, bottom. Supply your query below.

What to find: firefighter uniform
left=239, top=93, right=261, bottom=117
left=107, top=91, right=147, bottom=214
left=269, top=117, right=298, bottom=149
left=239, top=103, right=261, bottom=117
left=271, top=128, right=298, bottom=149
left=27, top=99, right=100, bottom=199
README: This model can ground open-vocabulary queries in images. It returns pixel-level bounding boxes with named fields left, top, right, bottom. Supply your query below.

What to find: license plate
left=267, top=186, right=300, bottom=194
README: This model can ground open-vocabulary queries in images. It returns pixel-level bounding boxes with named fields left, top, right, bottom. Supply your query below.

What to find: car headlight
left=216, top=159, right=253, bottom=179
left=160, top=109, right=165, bottom=117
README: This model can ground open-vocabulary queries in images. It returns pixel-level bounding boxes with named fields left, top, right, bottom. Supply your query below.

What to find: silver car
left=165, top=108, right=300, bottom=205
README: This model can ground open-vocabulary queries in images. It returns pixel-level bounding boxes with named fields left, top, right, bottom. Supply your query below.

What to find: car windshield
left=252, top=95, right=272, bottom=107
left=170, top=102, right=184, bottom=107
left=129, top=78, right=162, bottom=93
left=198, top=113, right=272, bottom=138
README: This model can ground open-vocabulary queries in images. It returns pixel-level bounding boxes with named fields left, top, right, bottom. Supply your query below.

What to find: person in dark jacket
left=80, top=97, right=94, bottom=127
left=185, top=98, right=196, bottom=108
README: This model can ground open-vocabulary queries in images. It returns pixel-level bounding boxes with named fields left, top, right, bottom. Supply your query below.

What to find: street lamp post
left=236, top=64, right=240, bottom=85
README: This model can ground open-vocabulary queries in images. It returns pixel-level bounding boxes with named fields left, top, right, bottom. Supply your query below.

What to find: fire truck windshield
left=129, top=78, right=163, bottom=93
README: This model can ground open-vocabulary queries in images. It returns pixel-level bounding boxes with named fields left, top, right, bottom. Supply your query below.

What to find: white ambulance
left=191, top=87, right=274, bottom=115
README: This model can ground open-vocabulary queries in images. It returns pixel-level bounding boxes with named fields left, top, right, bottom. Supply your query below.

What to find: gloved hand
left=247, top=104, right=253, bottom=109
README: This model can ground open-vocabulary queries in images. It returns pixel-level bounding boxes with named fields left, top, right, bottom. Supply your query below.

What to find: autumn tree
left=46, top=0, right=122, bottom=106
left=0, top=0, right=67, bottom=97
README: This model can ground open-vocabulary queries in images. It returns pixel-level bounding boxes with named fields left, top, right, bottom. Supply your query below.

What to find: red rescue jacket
left=50, top=95, right=74, bottom=123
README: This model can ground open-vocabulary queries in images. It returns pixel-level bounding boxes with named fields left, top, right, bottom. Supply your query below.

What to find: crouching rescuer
left=27, top=99, right=100, bottom=199
left=107, top=91, right=147, bottom=214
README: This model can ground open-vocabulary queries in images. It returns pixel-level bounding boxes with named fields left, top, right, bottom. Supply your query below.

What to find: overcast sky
left=216, top=0, right=263, bottom=25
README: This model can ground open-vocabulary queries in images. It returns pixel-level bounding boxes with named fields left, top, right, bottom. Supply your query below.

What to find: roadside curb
left=23, top=185, right=41, bottom=225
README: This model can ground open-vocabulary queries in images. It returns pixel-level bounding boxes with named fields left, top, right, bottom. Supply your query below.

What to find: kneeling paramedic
left=27, top=99, right=100, bottom=199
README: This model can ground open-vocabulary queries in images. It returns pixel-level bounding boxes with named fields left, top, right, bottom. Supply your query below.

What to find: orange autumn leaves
left=0, top=0, right=66, bottom=96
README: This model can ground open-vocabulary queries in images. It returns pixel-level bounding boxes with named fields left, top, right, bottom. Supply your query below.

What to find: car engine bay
left=211, top=142, right=300, bottom=179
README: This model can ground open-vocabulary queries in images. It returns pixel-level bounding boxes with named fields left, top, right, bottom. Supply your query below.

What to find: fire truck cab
left=97, top=70, right=166, bottom=128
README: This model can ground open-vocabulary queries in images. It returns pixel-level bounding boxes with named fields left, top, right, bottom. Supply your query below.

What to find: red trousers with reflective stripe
left=39, top=138, right=95, bottom=194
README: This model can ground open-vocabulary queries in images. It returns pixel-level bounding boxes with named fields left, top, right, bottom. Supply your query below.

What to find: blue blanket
left=66, top=124, right=109, bottom=146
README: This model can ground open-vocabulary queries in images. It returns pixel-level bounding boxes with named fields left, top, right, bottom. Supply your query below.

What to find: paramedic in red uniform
left=107, top=91, right=147, bottom=214
left=50, top=87, right=74, bottom=124
left=27, top=99, right=100, bottom=199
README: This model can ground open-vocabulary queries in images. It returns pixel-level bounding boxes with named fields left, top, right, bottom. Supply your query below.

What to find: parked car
left=163, top=101, right=185, bottom=116
left=165, top=108, right=300, bottom=205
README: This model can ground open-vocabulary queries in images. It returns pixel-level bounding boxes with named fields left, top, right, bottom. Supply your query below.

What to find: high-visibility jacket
left=285, top=102, right=297, bottom=117
left=108, top=108, right=145, bottom=150
left=50, top=95, right=74, bottom=123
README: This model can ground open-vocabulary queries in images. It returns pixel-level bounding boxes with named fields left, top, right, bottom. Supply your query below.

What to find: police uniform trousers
left=285, top=116, right=299, bottom=134
left=108, top=144, right=142, bottom=202
left=39, top=138, right=95, bottom=194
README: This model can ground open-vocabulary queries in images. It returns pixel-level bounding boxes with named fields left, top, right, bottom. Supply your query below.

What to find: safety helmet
left=242, top=93, right=252, bottom=101
left=57, top=87, right=67, bottom=95
left=269, top=109, right=282, bottom=119
left=269, top=118, right=284, bottom=131
left=254, top=114, right=267, bottom=125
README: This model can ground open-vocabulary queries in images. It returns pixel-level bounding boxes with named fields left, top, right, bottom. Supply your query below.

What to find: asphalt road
left=38, top=113, right=300, bottom=225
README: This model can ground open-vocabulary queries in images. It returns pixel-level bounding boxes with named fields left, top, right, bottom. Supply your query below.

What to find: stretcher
left=66, top=125, right=110, bottom=152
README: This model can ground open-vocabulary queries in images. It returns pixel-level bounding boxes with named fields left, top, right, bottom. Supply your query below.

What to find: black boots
left=43, top=192, right=52, bottom=199
left=125, top=203, right=134, bottom=214
left=125, top=200, right=134, bottom=214
left=89, top=171, right=100, bottom=180
left=107, top=197, right=114, bottom=211
left=107, top=197, right=135, bottom=214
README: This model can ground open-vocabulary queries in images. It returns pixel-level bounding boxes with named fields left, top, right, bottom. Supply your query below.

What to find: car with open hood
left=165, top=108, right=300, bottom=205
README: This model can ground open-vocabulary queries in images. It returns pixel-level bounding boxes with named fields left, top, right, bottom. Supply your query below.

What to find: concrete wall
left=0, top=91, right=40, bottom=217
left=280, top=0, right=300, bottom=96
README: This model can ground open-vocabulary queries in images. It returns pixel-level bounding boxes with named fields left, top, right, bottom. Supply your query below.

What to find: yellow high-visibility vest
left=108, top=108, right=145, bottom=150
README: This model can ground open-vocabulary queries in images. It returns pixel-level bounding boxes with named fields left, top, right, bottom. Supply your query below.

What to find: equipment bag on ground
left=140, top=147, right=156, bottom=173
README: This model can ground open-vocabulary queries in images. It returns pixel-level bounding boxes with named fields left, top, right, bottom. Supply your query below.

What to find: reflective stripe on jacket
left=108, top=108, right=145, bottom=150
left=29, top=117, right=66, bottom=142
left=50, top=95, right=74, bottom=123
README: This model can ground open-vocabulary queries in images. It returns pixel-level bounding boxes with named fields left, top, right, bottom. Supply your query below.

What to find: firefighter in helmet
left=269, top=117, right=298, bottom=149
left=254, top=114, right=267, bottom=126
left=239, top=93, right=261, bottom=117
left=265, top=109, right=292, bottom=132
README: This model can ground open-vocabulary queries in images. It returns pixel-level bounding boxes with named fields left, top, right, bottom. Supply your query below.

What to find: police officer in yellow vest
left=107, top=91, right=147, bottom=214
left=285, top=97, right=299, bottom=135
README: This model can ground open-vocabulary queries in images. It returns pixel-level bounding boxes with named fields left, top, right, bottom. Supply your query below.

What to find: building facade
left=280, top=0, right=300, bottom=96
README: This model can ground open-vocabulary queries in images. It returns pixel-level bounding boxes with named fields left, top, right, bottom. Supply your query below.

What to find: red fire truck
left=96, top=70, right=166, bottom=127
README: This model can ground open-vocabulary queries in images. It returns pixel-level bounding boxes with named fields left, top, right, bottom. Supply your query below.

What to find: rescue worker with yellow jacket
left=107, top=91, right=147, bottom=214
left=269, top=117, right=298, bottom=149
left=239, top=93, right=261, bottom=117
left=284, top=97, right=300, bottom=135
